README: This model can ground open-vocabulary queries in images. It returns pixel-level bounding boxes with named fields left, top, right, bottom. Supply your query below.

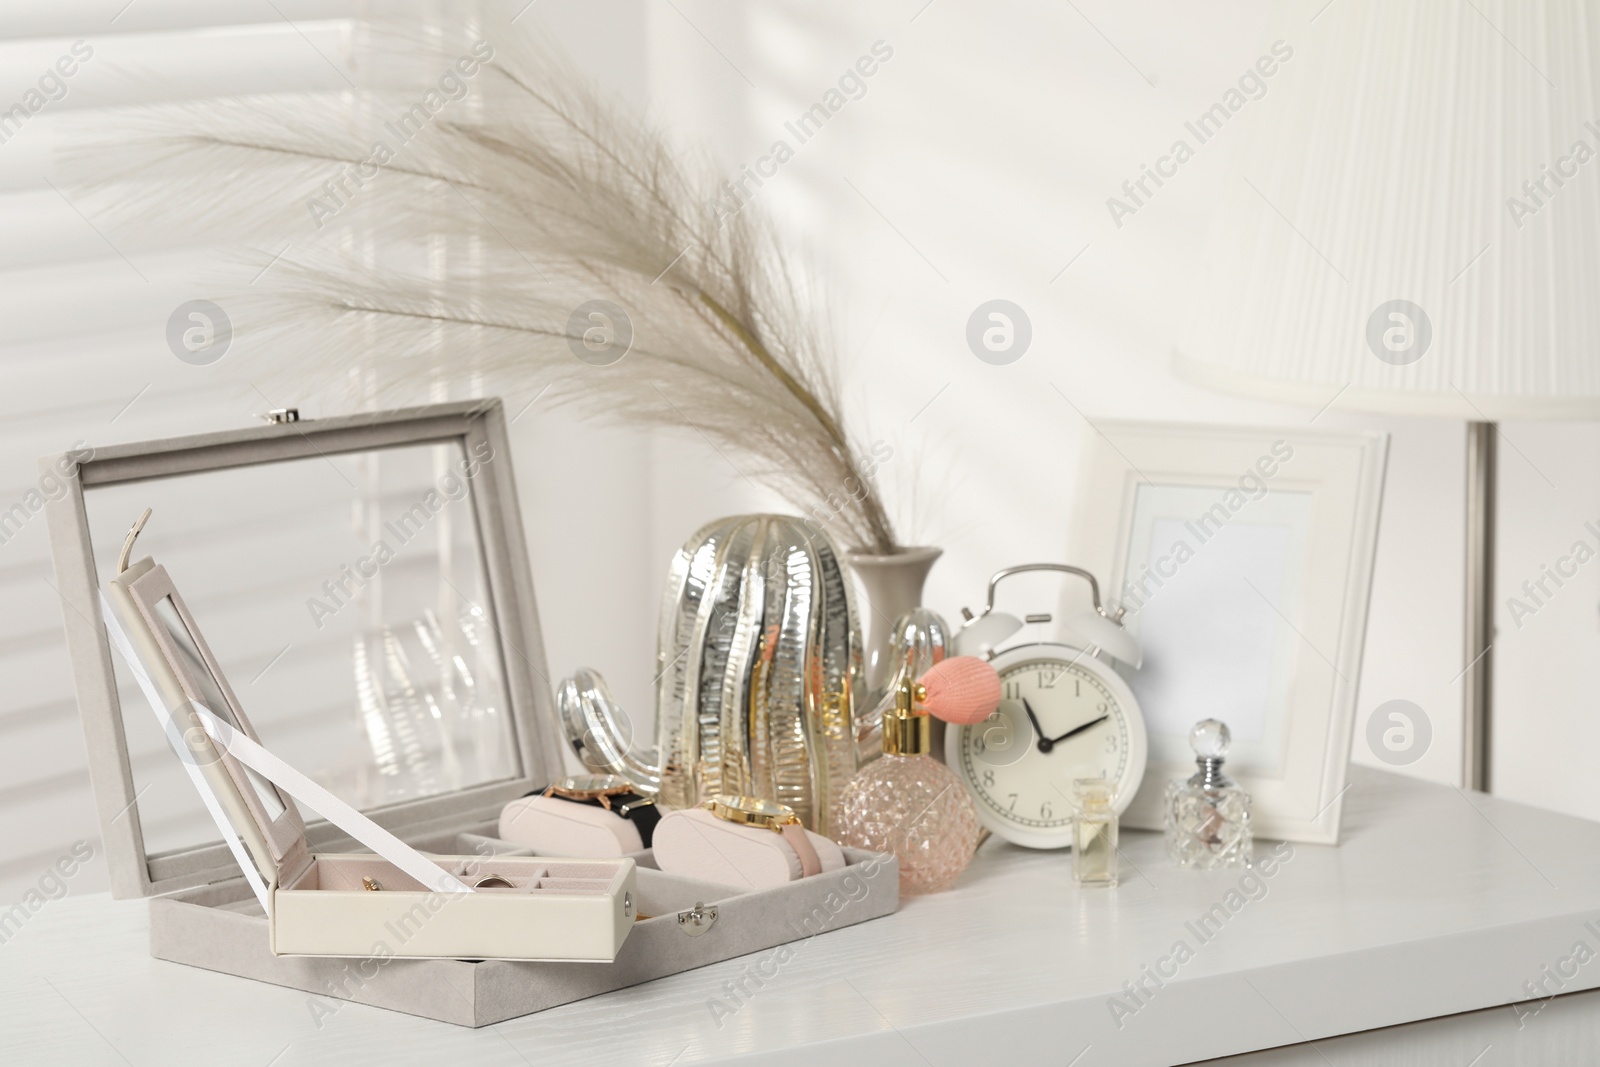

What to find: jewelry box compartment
left=148, top=827, right=898, bottom=1028
left=270, top=853, right=637, bottom=961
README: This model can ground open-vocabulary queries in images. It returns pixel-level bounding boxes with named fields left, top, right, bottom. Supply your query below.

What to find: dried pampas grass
left=79, top=16, right=898, bottom=553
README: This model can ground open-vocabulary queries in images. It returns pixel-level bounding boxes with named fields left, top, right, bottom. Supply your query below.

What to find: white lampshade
left=1176, top=0, right=1600, bottom=421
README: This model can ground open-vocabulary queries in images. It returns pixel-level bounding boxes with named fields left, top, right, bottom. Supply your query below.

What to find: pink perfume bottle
left=834, top=658, right=995, bottom=894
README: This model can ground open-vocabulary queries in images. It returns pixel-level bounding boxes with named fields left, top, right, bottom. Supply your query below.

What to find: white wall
left=641, top=0, right=1592, bottom=815
left=2, top=0, right=1594, bottom=908
left=1492, top=423, right=1600, bottom=816
left=0, top=0, right=708, bottom=904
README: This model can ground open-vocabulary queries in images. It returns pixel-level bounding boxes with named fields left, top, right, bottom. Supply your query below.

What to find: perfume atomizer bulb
left=916, top=656, right=1001, bottom=724
left=882, top=657, right=1001, bottom=756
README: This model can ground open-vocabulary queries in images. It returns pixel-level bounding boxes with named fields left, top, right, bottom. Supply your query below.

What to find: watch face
left=707, top=794, right=796, bottom=825
left=949, top=648, right=1147, bottom=848
left=553, top=773, right=632, bottom=797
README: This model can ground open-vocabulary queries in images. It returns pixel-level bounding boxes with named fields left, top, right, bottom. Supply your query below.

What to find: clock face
left=947, top=645, right=1147, bottom=849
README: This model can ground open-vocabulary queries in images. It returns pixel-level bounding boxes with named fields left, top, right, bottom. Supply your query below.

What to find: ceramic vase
left=844, top=546, right=942, bottom=695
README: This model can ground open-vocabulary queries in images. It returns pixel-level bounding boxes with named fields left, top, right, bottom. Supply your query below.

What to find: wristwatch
left=540, top=774, right=661, bottom=848
left=702, top=794, right=822, bottom=877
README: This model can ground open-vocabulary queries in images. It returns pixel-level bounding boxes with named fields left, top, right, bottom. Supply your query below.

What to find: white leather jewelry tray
left=43, top=401, right=898, bottom=1025
left=270, top=854, right=635, bottom=959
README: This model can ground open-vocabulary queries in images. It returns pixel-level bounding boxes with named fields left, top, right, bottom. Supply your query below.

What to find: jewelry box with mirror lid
left=44, top=399, right=897, bottom=1027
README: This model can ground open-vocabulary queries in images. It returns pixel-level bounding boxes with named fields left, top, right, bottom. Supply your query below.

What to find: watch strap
left=615, top=794, right=660, bottom=849
left=780, top=822, right=822, bottom=877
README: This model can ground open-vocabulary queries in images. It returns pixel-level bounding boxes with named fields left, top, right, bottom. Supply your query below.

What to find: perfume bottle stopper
left=1189, top=718, right=1232, bottom=787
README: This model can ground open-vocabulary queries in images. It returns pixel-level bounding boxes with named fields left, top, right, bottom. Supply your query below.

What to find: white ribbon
left=100, top=595, right=473, bottom=906
left=101, top=592, right=271, bottom=910
left=185, top=703, right=471, bottom=894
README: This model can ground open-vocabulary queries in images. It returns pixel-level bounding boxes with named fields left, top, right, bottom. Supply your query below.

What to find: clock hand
left=1021, top=698, right=1049, bottom=753
left=1049, top=714, right=1110, bottom=746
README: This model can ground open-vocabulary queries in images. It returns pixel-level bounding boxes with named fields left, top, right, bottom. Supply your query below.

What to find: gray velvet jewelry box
left=42, top=399, right=898, bottom=1026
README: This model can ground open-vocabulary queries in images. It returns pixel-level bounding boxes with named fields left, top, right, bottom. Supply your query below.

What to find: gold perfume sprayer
left=882, top=680, right=931, bottom=757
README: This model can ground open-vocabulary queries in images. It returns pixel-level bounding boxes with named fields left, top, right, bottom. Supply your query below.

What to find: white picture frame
left=1069, top=421, right=1389, bottom=844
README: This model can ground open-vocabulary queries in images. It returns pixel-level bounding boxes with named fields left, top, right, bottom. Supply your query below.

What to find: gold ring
left=474, top=874, right=514, bottom=889
left=361, top=877, right=383, bottom=892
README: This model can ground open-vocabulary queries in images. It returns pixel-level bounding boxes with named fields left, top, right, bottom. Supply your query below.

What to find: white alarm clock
left=945, top=564, right=1148, bottom=850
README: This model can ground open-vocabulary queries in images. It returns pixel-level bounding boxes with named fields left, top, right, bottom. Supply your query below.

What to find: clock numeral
left=982, top=770, right=995, bottom=788
left=1040, top=800, right=1054, bottom=820
left=1074, top=678, right=1081, bottom=697
left=980, top=718, right=1014, bottom=757
left=973, top=735, right=986, bottom=754
left=1003, top=681, right=1021, bottom=700
left=1097, top=701, right=1109, bottom=713
left=1105, top=733, right=1118, bottom=753
left=1007, top=793, right=1017, bottom=811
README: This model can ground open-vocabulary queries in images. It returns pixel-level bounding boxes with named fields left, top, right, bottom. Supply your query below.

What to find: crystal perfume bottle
left=1071, top=778, right=1118, bottom=887
left=1164, top=719, right=1253, bottom=868
left=834, top=660, right=990, bottom=894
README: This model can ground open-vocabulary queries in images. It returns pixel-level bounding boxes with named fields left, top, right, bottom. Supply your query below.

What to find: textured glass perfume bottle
left=834, top=669, right=984, bottom=894
left=1071, top=778, right=1118, bottom=887
left=1164, top=719, right=1253, bottom=868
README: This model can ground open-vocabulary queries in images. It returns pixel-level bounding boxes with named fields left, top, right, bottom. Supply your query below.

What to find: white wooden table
left=3, top=766, right=1597, bottom=1066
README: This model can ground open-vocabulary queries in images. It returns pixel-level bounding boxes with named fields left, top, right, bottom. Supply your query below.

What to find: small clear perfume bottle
left=1164, top=719, right=1253, bottom=868
left=1072, top=778, right=1118, bottom=887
